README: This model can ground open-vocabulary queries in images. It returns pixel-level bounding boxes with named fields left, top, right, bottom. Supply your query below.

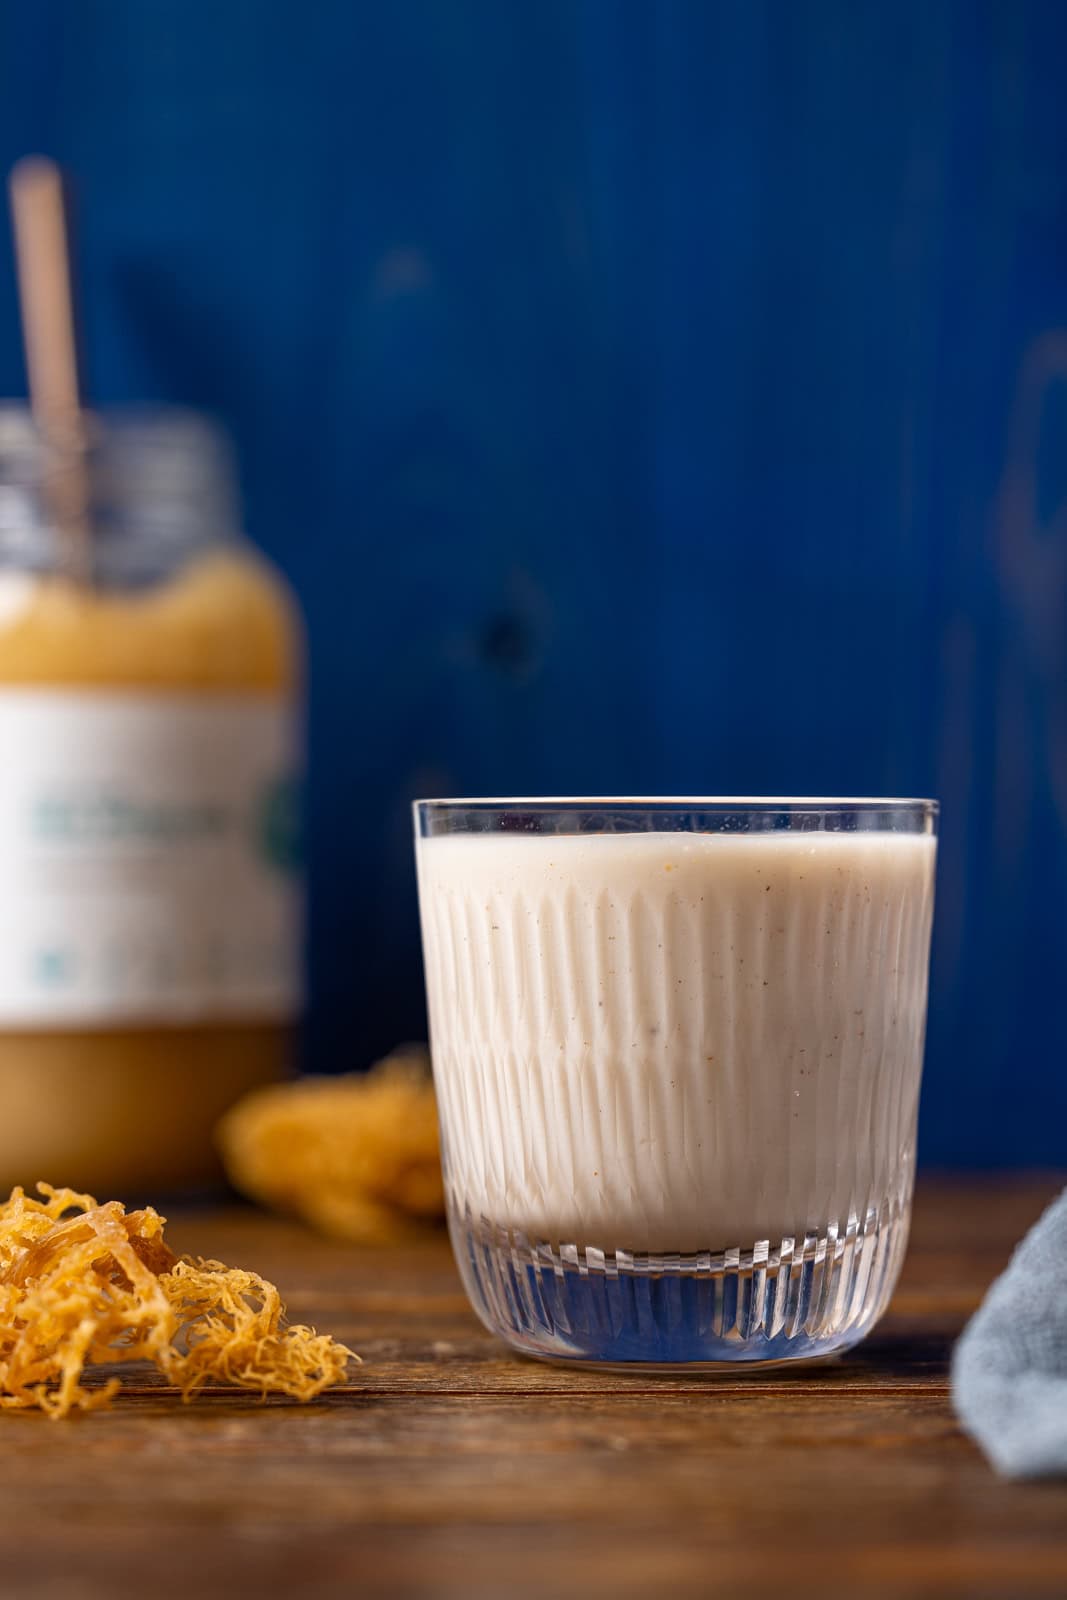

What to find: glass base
left=451, top=1199, right=910, bottom=1366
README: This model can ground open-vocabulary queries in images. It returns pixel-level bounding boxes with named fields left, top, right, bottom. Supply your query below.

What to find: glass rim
left=414, top=795, right=938, bottom=812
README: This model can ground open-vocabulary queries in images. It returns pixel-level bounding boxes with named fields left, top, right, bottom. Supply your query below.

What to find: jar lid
left=0, top=406, right=241, bottom=584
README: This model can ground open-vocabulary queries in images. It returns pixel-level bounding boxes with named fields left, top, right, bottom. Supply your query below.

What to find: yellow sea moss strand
left=0, top=1183, right=355, bottom=1417
left=216, top=1047, right=445, bottom=1245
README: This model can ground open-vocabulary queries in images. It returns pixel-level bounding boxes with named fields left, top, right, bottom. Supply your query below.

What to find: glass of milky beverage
left=415, top=798, right=938, bottom=1367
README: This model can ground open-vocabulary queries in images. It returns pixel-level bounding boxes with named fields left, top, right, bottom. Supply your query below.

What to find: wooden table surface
left=2, top=1175, right=1066, bottom=1600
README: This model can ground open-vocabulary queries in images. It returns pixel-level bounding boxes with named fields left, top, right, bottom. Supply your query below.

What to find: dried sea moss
left=0, top=1183, right=356, bottom=1418
left=217, top=1046, right=445, bottom=1245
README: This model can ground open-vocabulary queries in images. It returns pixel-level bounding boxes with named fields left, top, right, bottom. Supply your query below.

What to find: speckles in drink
left=417, top=828, right=936, bottom=1248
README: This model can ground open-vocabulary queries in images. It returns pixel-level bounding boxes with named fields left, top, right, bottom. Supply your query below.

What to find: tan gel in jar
left=0, top=409, right=303, bottom=1196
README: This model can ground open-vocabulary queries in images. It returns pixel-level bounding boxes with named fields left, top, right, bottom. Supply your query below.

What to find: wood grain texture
left=1, top=1175, right=1065, bottom=1600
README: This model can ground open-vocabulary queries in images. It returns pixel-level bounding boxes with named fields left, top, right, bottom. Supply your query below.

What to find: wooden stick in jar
left=8, top=155, right=92, bottom=582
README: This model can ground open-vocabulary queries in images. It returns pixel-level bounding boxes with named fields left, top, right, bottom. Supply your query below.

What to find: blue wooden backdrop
left=1, top=0, right=1065, bottom=1165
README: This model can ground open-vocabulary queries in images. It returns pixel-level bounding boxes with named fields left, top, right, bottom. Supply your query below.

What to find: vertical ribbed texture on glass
left=417, top=828, right=935, bottom=1363
left=451, top=1196, right=911, bottom=1365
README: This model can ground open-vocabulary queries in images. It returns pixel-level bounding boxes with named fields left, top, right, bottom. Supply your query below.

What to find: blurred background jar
left=0, top=406, right=303, bottom=1196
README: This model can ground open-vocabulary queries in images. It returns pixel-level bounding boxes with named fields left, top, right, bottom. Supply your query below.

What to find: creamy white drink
left=417, top=827, right=936, bottom=1254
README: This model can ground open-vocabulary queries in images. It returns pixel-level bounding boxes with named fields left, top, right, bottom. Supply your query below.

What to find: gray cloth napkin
left=952, top=1186, right=1067, bottom=1479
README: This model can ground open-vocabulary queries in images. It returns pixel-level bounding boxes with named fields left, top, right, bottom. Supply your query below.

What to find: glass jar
left=0, top=407, right=303, bottom=1196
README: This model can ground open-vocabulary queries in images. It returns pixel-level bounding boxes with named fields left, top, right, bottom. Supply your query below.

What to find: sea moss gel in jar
left=0, top=409, right=303, bottom=1195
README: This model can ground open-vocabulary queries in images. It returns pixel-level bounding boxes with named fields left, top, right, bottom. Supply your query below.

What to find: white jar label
left=0, top=690, right=303, bottom=1025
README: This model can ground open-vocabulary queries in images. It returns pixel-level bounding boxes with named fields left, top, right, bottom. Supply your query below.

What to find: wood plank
left=1, top=1175, right=1064, bottom=1600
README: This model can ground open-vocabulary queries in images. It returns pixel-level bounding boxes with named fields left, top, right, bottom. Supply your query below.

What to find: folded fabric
left=952, top=1186, right=1067, bottom=1479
